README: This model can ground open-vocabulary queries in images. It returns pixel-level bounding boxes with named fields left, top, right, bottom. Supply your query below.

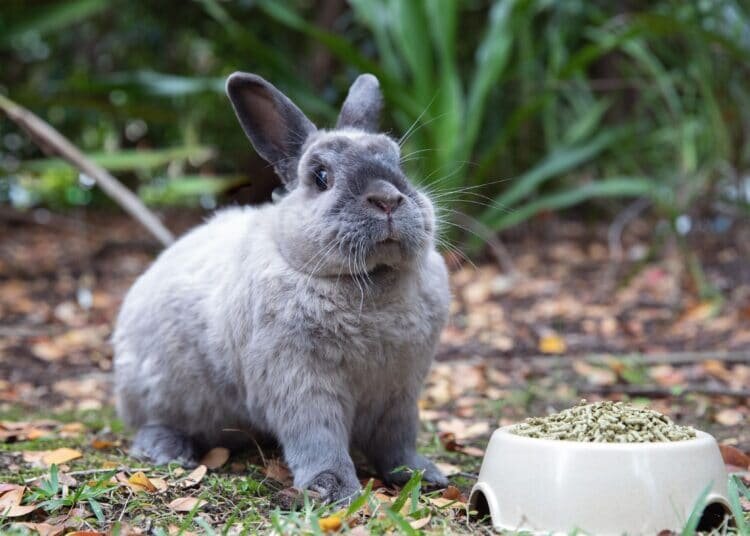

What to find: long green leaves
left=2, top=0, right=748, bottom=232
left=0, top=0, right=110, bottom=48
left=20, top=146, right=215, bottom=173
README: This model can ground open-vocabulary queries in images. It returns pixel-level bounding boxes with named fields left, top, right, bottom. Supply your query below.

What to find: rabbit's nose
left=366, top=181, right=404, bottom=215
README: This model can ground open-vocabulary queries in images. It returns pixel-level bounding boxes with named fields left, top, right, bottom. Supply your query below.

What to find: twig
left=578, top=384, right=750, bottom=398
left=65, top=466, right=151, bottom=477
left=22, top=466, right=150, bottom=483
left=583, top=350, right=749, bottom=366
left=607, top=197, right=651, bottom=263
left=597, top=197, right=650, bottom=297
left=119, top=489, right=132, bottom=522
left=0, top=94, right=174, bottom=247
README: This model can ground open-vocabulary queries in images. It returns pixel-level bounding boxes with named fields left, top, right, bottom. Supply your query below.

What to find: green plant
left=258, top=0, right=750, bottom=250
left=2, top=0, right=749, bottom=254
left=26, top=464, right=117, bottom=524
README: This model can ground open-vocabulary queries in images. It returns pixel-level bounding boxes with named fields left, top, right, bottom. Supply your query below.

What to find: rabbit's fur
left=113, top=73, right=450, bottom=502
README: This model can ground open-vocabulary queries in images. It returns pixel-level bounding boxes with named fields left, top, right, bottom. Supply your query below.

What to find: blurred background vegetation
left=1, top=0, right=749, bottom=258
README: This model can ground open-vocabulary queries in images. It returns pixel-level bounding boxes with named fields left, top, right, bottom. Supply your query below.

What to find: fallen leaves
left=719, top=444, right=750, bottom=469
left=168, top=496, right=206, bottom=512
left=409, top=514, right=431, bottom=529
left=14, top=523, right=65, bottom=536
left=715, top=408, right=744, bottom=427
left=0, top=420, right=86, bottom=443
left=90, top=438, right=116, bottom=450
left=0, top=485, right=36, bottom=517
left=128, top=472, right=158, bottom=492
left=318, top=515, right=342, bottom=532
left=181, top=465, right=207, bottom=488
left=264, top=459, right=293, bottom=485
left=117, top=471, right=167, bottom=493
left=441, top=485, right=466, bottom=502
left=573, top=360, right=617, bottom=386
left=438, top=432, right=485, bottom=457
left=539, top=334, right=567, bottom=354
left=436, top=418, right=490, bottom=441
left=200, top=447, right=230, bottom=469
left=43, top=447, right=82, bottom=465
left=21, top=447, right=84, bottom=468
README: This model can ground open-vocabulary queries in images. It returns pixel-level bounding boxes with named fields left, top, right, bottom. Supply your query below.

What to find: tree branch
left=0, top=94, right=175, bottom=247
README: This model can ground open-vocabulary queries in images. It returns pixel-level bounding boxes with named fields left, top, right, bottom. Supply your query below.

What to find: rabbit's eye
left=313, top=167, right=328, bottom=191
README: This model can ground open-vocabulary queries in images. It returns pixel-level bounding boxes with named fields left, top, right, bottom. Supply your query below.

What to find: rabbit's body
left=114, top=73, right=450, bottom=501
left=115, top=203, right=448, bottom=445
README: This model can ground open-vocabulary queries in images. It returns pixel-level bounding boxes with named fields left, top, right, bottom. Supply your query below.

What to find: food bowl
left=469, top=427, right=730, bottom=534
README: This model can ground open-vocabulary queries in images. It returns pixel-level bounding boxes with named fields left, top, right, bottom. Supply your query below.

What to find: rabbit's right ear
left=226, top=72, right=316, bottom=184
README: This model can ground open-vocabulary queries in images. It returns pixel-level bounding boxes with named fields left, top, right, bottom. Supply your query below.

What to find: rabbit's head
left=226, top=72, right=436, bottom=278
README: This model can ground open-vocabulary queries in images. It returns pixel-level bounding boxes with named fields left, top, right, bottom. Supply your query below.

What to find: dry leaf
left=264, top=459, right=292, bottom=484
left=0, top=486, right=36, bottom=518
left=435, top=462, right=461, bottom=477
left=573, top=360, right=617, bottom=386
left=15, top=522, right=65, bottom=536
left=181, top=465, right=207, bottom=488
left=42, top=448, right=82, bottom=466
left=59, top=422, right=86, bottom=436
left=65, top=532, right=106, bottom=536
left=22, top=451, right=48, bottom=467
left=441, top=485, right=463, bottom=501
left=128, top=472, right=157, bottom=493
left=438, top=432, right=459, bottom=452
left=436, top=419, right=489, bottom=440
left=318, top=515, right=342, bottom=532
left=702, top=359, right=732, bottom=382
left=31, top=341, right=65, bottom=362
left=428, top=497, right=461, bottom=509
left=150, top=477, right=168, bottom=492
left=538, top=334, right=566, bottom=354
left=168, top=496, right=206, bottom=512
left=26, top=428, right=52, bottom=440
left=648, top=365, right=685, bottom=387
left=200, top=447, right=230, bottom=469
left=719, top=444, right=750, bottom=469
left=715, top=408, right=744, bottom=427
left=460, top=446, right=485, bottom=457
left=0, top=484, right=19, bottom=494
left=90, top=438, right=115, bottom=450
left=409, top=515, right=431, bottom=529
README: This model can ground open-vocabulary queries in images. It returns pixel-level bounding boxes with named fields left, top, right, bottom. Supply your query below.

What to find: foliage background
left=1, top=0, right=749, bottom=243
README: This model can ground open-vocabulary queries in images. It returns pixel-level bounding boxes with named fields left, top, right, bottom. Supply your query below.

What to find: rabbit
left=112, top=72, right=450, bottom=503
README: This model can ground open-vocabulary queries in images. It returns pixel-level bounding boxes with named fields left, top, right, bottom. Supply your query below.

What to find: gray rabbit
left=113, top=72, right=450, bottom=502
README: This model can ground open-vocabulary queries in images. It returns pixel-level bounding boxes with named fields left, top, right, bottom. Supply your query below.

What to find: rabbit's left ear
left=226, top=72, right=316, bottom=184
left=336, top=74, right=383, bottom=132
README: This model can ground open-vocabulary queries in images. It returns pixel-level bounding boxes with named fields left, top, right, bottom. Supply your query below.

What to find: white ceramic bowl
left=470, top=427, right=729, bottom=535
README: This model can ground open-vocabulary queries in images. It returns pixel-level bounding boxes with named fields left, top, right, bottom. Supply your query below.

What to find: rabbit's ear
left=336, top=74, right=382, bottom=132
left=226, top=72, right=316, bottom=184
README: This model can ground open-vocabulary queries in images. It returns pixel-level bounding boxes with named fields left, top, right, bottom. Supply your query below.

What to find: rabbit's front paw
left=382, top=454, right=448, bottom=488
left=307, top=471, right=361, bottom=503
left=131, top=425, right=199, bottom=467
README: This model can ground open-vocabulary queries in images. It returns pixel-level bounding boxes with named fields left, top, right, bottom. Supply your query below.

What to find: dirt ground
left=0, top=207, right=748, bottom=534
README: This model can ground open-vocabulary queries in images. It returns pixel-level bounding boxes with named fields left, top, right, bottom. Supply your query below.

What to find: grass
left=1, top=405, right=747, bottom=535
left=0, top=408, right=483, bottom=535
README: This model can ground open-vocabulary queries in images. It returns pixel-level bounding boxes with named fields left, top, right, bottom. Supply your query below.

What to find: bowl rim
left=491, top=425, right=714, bottom=450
